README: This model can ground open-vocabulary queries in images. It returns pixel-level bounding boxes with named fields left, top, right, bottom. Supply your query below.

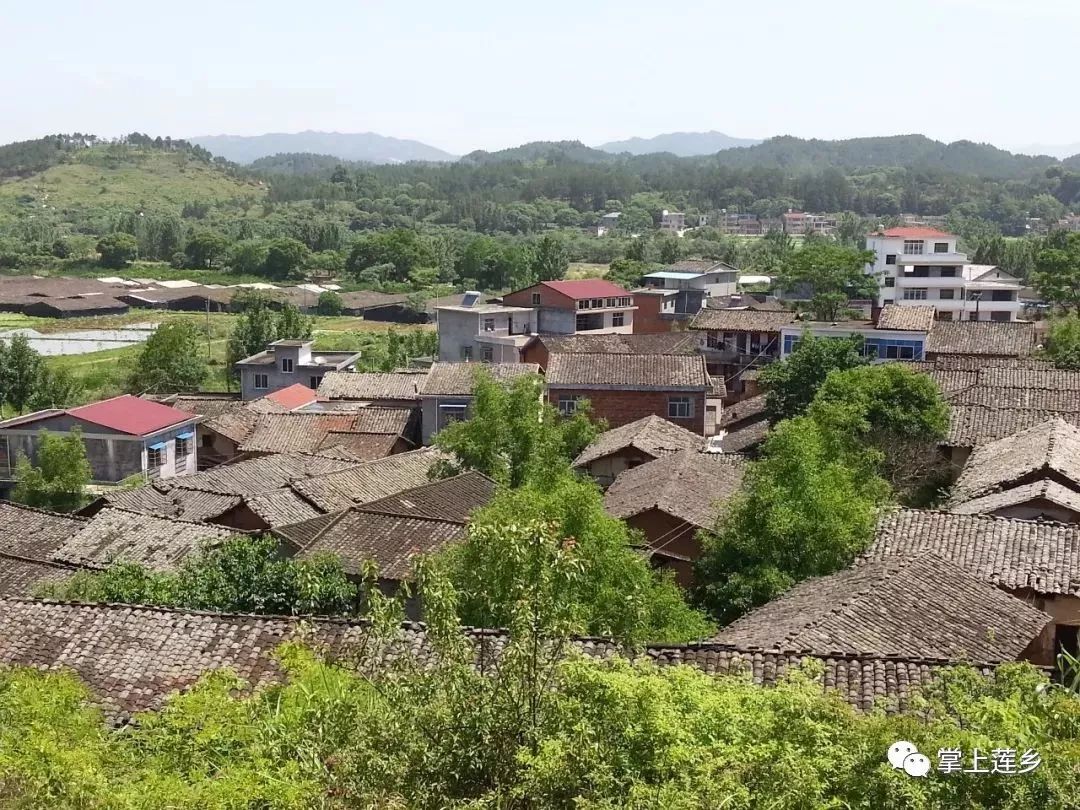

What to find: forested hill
left=189, top=131, right=457, bottom=165
left=250, top=153, right=351, bottom=176
left=598, top=131, right=761, bottom=156
left=461, top=141, right=617, bottom=166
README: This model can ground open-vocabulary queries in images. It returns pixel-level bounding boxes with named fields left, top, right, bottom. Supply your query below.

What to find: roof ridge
left=90, top=505, right=253, bottom=532
left=890, top=505, right=1080, bottom=531
left=0, top=500, right=89, bottom=521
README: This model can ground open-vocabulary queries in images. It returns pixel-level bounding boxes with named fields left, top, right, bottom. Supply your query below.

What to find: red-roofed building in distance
left=502, top=279, right=636, bottom=336
left=865, top=226, right=1022, bottom=322
left=0, top=395, right=200, bottom=493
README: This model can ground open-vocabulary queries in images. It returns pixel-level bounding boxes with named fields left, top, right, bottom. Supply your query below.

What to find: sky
left=4, top=0, right=1079, bottom=155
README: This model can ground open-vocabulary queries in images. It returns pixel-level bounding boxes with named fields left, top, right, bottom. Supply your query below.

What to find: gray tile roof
left=0, top=599, right=998, bottom=721
left=573, top=415, right=706, bottom=467
left=713, top=553, right=1051, bottom=662
left=604, top=451, right=746, bottom=530
left=689, top=308, right=797, bottom=332
left=950, top=480, right=1080, bottom=517
left=876, top=304, right=936, bottom=332
left=950, top=419, right=1080, bottom=505
left=546, top=354, right=710, bottom=389
left=164, top=453, right=360, bottom=497
left=49, top=507, right=239, bottom=571
left=949, top=386, right=1080, bottom=412
left=238, top=410, right=416, bottom=455
left=720, top=394, right=767, bottom=427
left=359, top=472, right=496, bottom=523
left=0, top=502, right=86, bottom=559
left=419, top=363, right=540, bottom=397
left=0, top=554, right=78, bottom=597
left=291, top=448, right=448, bottom=512
left=244, top=488, right=323, bottom=528
left=869, top=508, right=1080, bottom=596
left=925, top=321, right=1036, bottom=357
left=316, top=371, right=426, bottom=401
left=540, top=332, right=699, bottom=356
left=944, top=406, right=1080, bottom=447
left=95, top=486, right=242, bottom=522
left=721, top=420, right=770, bottom=452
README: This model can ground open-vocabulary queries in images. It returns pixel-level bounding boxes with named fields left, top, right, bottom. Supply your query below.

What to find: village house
left=0, top=502, right=86, bottom=597
left=603, top=450, right=745, bottom=586
left=641, top=260, right=739, bottom=304
left=435, top=293, right=537, bottom=363
left=713, top=552, right=1055, bottom=666
left=688, top=307, right=798, bottom=394
left=522, top=331, right=698, bottom=372
left=545, top=353, right=718, bottom=435
left=715, top=393, right=769, bottom=453
left=235, top=339, right=361, bottom=400
left=418, top=362, right=540, bottom=444
left=659, top=209, right=686, bottom=233
left=237, top=409, right=419, bottom=461
left=0, top=395, right=199, bottom=491
left=316, top=370, right=426, bottom=408
left=573, top=414, right=705, bottom=488
left=777, top=304, right=936, bottom=361
left=502, top=280, right=636, bottom=336
left=923, top=320, right=1036, bottom=360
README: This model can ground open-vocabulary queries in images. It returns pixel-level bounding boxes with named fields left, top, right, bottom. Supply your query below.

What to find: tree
left=28, top=366, right=83, bottom=410
left=604, top=258, right=652, bottom=290
left=693, top=417, right=890, bottom=624
left=46, top=536, right=358, bottom=616
left=444, top=475, right=715, bottom=644
left=95, top=232, right=138, bottom=268
left=262, top=237, right=310, bottom=280
left=226, top=292, right=279, bottom=372
left=127, top=321, right=208, bottom=394
left=758, top=332, right=868, bottom=422
left=1045, top=314, right=1080, bottom=370
left=346, top=228, right=433, bottom=282
left=12, top=428, right=92, bottom=512
left=316, top=290, right=343, bottom=316
left=227, top=240, right=269, bottom=275
left=5, top=334, right=44, bottom=414
left=184, top=230, right=230, bottom=269
left=776, top=241, right=877, bottom=320
left=433, top=369, right=603, bottom=488
left=532, top=235, right=570, bottom=281
left=657, top=235, right=682, bottom=264
left=1032, top=232, right=1080, bottom=312
left=276, top=301, right=314, bottom=341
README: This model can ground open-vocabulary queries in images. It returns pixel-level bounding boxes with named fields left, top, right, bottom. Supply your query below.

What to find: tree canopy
left=758, top=332, right=868, bottom=422
left=1032, top=232, right=1080, bottom=312
left=13, top=428, right=92, bottom=512
left=775, top=242, right=877, bottom=320
left=126, top=321, right=208, bottom=394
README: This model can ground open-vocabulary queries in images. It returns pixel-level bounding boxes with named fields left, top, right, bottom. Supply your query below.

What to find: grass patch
left=566, top=263, right=608, bottom=279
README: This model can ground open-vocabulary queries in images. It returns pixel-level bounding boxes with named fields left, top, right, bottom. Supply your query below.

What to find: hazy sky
left=4, top=0, right=1078, bottom=154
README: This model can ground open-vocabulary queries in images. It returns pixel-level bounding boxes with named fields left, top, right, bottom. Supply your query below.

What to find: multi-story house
left=641, top=260, right=739, bottom=302
left=688, top=307, right=798, bottom=395
left=235, top=339, right=362, bottom=400
left=436, top=294, right=536, bottom=363
left=865, top=227, right=1022, bottom=322
left=781, top=211, right=837, bottom=236
left=659, top=209, right=686, bottom=233
left=0, top=395, right=199, bottom=492
left=502, top=280, right=636, bottom=335
left=778, top=304, right=936, bottom=361
left=596, top=211, right=621, bottom=236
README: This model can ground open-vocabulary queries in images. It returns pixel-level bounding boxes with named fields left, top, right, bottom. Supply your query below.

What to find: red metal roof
left=540, top=280, right=631, bottom=299
left=874, top=227, right=955, bottom=239
left=264, top=383, right=317, bottom=411
left=68, top=395, right=192, bottom=436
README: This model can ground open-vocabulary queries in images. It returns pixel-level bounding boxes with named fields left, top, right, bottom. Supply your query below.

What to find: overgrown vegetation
left=12, top=428, right=91, bottom=512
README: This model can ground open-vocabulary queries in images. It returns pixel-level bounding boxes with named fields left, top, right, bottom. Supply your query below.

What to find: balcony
left=897, top=253, right=966, bottom=265
left=894, top=274, right=965, bottom=288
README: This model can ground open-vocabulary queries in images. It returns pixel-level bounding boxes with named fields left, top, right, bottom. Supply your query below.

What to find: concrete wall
left=580, top=447, right=660, bottom=488
left=420, top=395, right=472, bottom=445
left=536, top=307, right=577, bottom=335
left=548, top=388, right=707, bottom=434
left=437, top=309, right=480, bottom=361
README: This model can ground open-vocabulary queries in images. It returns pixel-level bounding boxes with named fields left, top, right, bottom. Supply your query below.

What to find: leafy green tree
left=532, top=235, right=570, bottom=281
left=5, top=333, right=45, bottom=414
left=28, top=366, right=84, bottom=410
left=45, top=536, right=358, bottom=615
left=346, top=228, right=433, bottom=282
left=1033, top=232, right=1080, bottom=312
left=276, top=301, right=314, bottom=341
left=226, top=239, right=269, bottom=275
left=604, top=258, right=652, bottom=290
left=445, top=477, right=715, bottom=644
left=184, top=230, right=230, bottom=269
left=1045, top=314, right=1080, bottom=370
left=657, top=235, right=682, bottom=264
left=226, top=292, right=279, bottom=372
left=758, top=332, right=868, bottom=422
left=262, top=237, right=310, bottom=280
left=433, top=369, right=603, bottom=488
left=126, top=321, right=208, bottom=394
left=694, top=416, right=890, bottom=623
left=316, top=290, right=344, bottom=316
left=95, top=232, right=138, bottom=268
left=13, top=428, right=92, bottom=512
left=776, top=241, right=877, bottom=320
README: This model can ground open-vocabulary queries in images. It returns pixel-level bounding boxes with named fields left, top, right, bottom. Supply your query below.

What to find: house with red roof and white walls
left=865, top=227, right=1022, bottom=322
left=502, top=279, right=637, bottom=336
left=0, top=394, right=200, bottom=494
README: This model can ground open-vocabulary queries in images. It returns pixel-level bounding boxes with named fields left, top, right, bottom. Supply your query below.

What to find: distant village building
left=435, top=293, right=536, bottom=363
left=659, top=209, right=686, bottom=234
left=235, top=339, right=361, bottom=401
left=596, top=211, right=621, bottom=236
left=777, top=304, right=936, bottom=360
left=781, top=210, right=836, bottom=236
left=502, top=280, right=635, bottom=336
left=418, top=362, right=540, bottom=444
left=640, top=260, right=739, bottom=306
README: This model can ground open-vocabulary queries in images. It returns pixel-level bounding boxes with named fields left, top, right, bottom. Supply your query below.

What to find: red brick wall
left=549, top=388, right=706, bottom=434
left=522, top=339, right=550, bottom=369
left=627, top=508, right=702, bottom=588
left=632, top=294, right=671, bottom=334
left=504, top=284, right=573, bottom=310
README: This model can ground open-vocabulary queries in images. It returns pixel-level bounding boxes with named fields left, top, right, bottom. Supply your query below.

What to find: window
left=990, top=290, right=1015, bottom=302
left=885, top=254, right=897, bottom=265
left=902, top=240, right=924, bottom=255
left=939, top=267, right=956, bottom=278
left=939, top=289, right=955, bottom=300
left=531, top=292, right=541, bottom=306
left=902, top=288, right=928, bottom=300
left=481, top=345, right=493, bottom=362
left=605, top=297, right=616, bottom=307
left=968, top=312, right=979, bottom=321
left=309, top=376, right=323, bottom=389
left=577, top=300, right=587, bottom=310
left=281, top=357, right=294, bottom=373
left=991, top=311, right=1011, bottom=322
left=936, top=311, right=953, bottom=321
left=591, top=298, right=603, bottom=308
left=482, top=318, right=495, bottom=332
left=438, top=404, right=468, bottom=429
left=934, top=242, right=950, bottom=253
left=175, top=436, right=190, bottom=458
left=254, top=373, right=269, bottom=390
left=618, top=296, right=632, bottom=307
left=884, top=345, right=916, bottom=360
left=884, top=277, right=895, bottom=288
left=558, top=396, right=581, bottom=416
left=612, top=312, right=625, bottom=328
left=576, top=314, right=589, bottom=331
left=668, top=397, right=693, bottom=419
left=460, top=346, right=473, bottom=361
left=147, top=446, right=165, bottom=468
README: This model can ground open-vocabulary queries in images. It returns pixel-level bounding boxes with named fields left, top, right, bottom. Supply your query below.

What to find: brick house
left=522, top=331, right=698, bottom=372
left=502, top=279, right=635, bottom=335
left=688, top=307, right=797, bottom=398
left=545, top=353, right=716, bottom=435
left=573, top=414, right=706, bottom=487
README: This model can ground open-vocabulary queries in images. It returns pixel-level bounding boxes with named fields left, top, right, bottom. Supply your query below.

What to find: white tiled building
left=865, top=227, right=1022, bottom=322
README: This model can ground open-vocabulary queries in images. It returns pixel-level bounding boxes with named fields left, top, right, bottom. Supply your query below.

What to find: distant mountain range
left=597, top=130, right=761, bottom=156
left=187, top=130, right=458, bottom=165
left=1013, top=142, right=1080, bottom=160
